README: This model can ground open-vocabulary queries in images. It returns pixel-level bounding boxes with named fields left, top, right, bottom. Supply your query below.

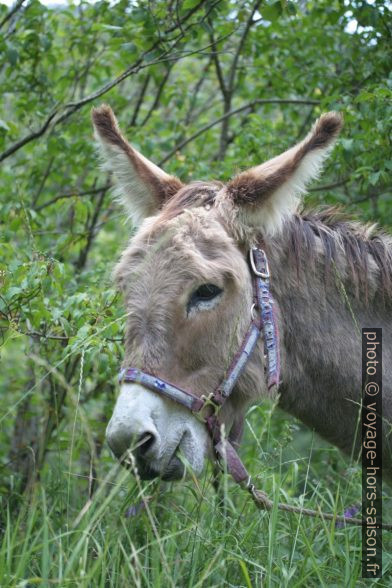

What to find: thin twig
left=309, top=177, right=351, bottom=192
left=31, top=156, right=55, bottom=207
left=209, top=34, right=228, bottom=99
left=209, top=1, right=261, bottom=159
left=35, top=182, right=111, bottom=212
left=295, top=106, right=316, bottom=141
left=139, top=65, right=173, bottom=127
left=24, top=330, right=69, bottom=341
left=0, top=109, right=58, bottom=163
left=227, top=0, right=261, bottom=94
left=159, top=98, right=320, bottom=165
left=129, top=74, right=151, bottom=127
left=75, top=184, right=108, bottom=270
left=349, top=188, right=389, bottom=205
left=184, top=57, right=212, bottom=125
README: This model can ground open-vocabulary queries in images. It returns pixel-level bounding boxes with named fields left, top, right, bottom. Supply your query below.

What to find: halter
left=118, top=247, right=280, bottom=489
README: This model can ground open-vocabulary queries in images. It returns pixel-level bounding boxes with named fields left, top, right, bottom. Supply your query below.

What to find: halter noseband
left=118, top=247, right=280, bottom=488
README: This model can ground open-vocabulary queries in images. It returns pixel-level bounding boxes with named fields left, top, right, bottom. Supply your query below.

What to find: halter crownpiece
left=118, top=247, right=281, bottom=486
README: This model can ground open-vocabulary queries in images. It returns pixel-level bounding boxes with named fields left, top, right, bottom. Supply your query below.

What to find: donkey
left=92, top=105, right=392, bottom=485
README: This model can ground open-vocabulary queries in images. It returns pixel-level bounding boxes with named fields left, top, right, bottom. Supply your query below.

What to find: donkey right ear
left=92, top=105, right=183, bottom=225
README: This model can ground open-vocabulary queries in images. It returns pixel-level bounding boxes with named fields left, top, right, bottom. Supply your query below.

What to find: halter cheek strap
left=118, top=247, right=280, bottom=488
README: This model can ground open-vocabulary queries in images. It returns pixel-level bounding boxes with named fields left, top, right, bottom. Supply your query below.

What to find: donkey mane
left=284, top=207, right=392, bottom=300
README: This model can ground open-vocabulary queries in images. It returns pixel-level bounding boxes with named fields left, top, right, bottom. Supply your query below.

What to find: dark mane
left=285, top=207, right=392, bottom=300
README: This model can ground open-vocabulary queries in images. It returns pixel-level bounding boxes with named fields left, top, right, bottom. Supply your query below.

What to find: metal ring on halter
left=251, top=303, right=259, bottom=321
left=250, top=247, right=269, bottom=279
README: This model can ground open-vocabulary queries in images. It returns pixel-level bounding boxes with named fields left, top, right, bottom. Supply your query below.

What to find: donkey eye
left=193, top=284, right=222, bottom=301
left=187, top=283, right=223, bottom=313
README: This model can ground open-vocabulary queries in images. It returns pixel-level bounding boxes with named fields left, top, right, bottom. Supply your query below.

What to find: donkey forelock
left=157, top=180, right=223, bottom=223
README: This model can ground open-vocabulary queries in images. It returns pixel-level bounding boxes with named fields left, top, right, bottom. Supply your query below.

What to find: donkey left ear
left=225, top=112, right=343, bottom=235
left=92, top=104, right=183, bottom=224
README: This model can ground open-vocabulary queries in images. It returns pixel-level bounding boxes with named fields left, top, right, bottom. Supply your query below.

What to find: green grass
left=1, top=403, right=391, bottom=587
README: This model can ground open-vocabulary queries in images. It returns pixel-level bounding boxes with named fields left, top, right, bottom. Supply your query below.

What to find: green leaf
left=262, top=1, right=282, bottom=22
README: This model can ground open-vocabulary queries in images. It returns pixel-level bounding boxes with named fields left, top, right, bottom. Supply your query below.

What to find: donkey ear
left=92, top=105, right=183, bottom=224
left=226, top=112, right=343, bottom=235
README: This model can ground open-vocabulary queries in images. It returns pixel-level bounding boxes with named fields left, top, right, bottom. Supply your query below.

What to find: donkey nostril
left=136, top=433, right=156, bottom=457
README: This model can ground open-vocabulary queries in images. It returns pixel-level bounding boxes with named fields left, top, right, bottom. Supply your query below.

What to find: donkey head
left=92, top=105, right=342, bottom=481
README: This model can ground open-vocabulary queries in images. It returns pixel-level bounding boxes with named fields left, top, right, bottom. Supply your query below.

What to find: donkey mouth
left=137, top=440, right=186, bottom=481
left=118, top=433, right=188, bottom=481
left=161, top=455, right=184, bottom=481
left=132, top=455, right=184, bottom=481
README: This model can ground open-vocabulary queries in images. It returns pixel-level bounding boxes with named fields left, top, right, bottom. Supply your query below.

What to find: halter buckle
left=250, top=247, right=269, bottom=279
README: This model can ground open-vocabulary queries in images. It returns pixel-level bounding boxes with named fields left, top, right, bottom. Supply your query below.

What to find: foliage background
left=0, top=0, right=391, bottom=585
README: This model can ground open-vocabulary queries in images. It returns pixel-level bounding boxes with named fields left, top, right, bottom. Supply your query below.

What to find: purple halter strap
left=118, top=247, right=280, bottom=488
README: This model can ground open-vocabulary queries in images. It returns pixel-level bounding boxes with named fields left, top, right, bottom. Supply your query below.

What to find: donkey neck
left=265, top=216, right=392, bottom=458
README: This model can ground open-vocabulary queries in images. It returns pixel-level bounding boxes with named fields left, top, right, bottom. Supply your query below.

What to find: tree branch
left=31, top=156, right=55, bottom=207
left=0, top=1, right=223, bottom=164
left=208, top=0, right=261, bottom=160
left=159, top=98, right=320, bottom=165
left=209, top=31, right=228, bottom=99
left=139, top=65, right=173, bottom=127
left=35, top=182, right=111, bottom=212
left=309, top=177, right=350, bottom=192
left=75, top=184, right=108, bottom=271
left=24, top=330, right=69, bottom=341
left=0, top=109, right=59, bottom=164
left=129, top=74, right=151, bottom=127
left=184, top=57, right=213, bottom=125
left=0, top=0, right=27, bottom=29
left=227, top=0, right=261, bottom=94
